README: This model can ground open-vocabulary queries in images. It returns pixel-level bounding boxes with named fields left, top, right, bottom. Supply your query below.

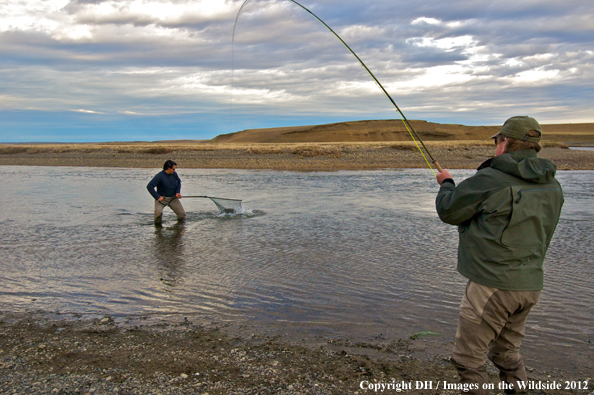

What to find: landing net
left=209, top=197, right=243, bottom=214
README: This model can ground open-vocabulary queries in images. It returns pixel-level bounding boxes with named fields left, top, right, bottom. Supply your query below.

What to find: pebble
left=1, top=311, right=587, bottom=395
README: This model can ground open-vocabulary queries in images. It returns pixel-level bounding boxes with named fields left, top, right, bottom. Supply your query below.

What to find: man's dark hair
left=495, top=130, right=542, bottom=153
left=163, top=160, right=177, bottom=170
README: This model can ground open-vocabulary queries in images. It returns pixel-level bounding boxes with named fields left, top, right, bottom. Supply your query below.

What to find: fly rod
left=233, top=0, right=443, bottom=174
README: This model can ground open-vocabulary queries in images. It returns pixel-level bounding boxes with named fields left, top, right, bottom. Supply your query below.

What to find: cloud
left=1, top=0, right=594, bottom=142
left=68, top=0, right=237, bottom=27
left=71, top=108, right=106, bottom=113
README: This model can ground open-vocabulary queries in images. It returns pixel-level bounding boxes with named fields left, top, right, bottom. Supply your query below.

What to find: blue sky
left=1, top=0, right=593, bottom=142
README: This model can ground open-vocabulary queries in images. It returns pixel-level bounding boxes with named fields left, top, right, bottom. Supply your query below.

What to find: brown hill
left=212, top=119, right=594, bottom=145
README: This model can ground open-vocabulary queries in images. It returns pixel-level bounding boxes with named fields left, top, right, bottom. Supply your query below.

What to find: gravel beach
left=0, top=144, right=593, bottom=171
left=1, top=312, right=587, bottom=395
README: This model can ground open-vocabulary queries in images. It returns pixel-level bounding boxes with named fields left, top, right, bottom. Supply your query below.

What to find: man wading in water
left=435, top=116, right=564, bottom=394
left=147, top=160, right=186, bottom=225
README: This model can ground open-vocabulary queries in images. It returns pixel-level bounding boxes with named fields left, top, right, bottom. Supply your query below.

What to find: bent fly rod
left=233, top=0, right=443, bottom=174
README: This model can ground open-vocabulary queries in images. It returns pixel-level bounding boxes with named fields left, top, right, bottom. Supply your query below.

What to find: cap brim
left=489, top=132, right=500, bottom=139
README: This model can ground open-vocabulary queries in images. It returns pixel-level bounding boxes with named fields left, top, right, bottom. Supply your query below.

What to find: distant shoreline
left=1, top=142, right=593, bottom=170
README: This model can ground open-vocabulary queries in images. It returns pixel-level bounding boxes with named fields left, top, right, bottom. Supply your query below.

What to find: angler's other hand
left=436, top=169, right=453, bottom=186
left=176, top=193, right=182, bottom=199
left=158, top=196, right=165, bottom=202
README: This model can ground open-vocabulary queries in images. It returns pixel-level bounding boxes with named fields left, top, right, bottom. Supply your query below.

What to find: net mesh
left=208, top=197, right=243, bottom=214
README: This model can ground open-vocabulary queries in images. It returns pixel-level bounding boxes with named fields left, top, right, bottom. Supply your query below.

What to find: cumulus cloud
left=1, top=0, right=593, bottom=141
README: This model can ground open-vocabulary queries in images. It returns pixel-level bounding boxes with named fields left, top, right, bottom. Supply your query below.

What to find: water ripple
left=0, top=167, right=592, bottom=372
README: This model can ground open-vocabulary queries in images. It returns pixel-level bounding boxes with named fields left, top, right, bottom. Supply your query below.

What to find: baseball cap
left=490, top=116, right=542, bottom=142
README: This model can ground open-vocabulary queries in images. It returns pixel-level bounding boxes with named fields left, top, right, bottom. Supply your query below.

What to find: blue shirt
left=147, top=170, right=182, bottom=200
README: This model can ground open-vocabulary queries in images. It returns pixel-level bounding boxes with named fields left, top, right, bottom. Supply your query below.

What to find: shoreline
left=1, top=143, right=594, bottom=171
left=0, top=311, right=584, bottom=395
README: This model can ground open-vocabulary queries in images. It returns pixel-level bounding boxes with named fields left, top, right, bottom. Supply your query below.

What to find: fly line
left=233, top=0, right=443, bottom=175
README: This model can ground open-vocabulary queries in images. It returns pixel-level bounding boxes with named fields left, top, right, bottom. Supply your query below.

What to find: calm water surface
left=1, top=166, right=592, bottom=373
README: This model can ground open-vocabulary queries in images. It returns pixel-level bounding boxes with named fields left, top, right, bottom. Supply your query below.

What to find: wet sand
left=0, top=312, right=584, bottom=395
left=1, top=143, right=593, bottom=170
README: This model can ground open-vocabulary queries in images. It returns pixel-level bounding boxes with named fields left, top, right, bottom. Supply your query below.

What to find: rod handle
left=433, top=160, right=444, bottom=173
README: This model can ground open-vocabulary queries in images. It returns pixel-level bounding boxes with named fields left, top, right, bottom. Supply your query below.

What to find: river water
left=1, top=166, right=592, bottom=374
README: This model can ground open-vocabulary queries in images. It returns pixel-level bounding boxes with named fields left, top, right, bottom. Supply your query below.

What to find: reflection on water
left=154, top=224, right=186, bottom=289
left=0, top=166, right=592, bottom=374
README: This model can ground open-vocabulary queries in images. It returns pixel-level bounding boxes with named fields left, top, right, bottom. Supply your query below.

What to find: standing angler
left=435, top=116, right=564, bottom=394
left=147, top=160, right=186, bottom=225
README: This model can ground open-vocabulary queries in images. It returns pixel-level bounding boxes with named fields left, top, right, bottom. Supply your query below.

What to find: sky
left=1, top=0, right=593, bottom=142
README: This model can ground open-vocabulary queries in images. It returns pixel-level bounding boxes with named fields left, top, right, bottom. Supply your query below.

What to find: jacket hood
left=481, top=150, right=557, bottom=184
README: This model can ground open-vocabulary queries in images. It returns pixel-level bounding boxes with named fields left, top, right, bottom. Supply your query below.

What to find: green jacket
left=436, top=150, right=564, bottom=290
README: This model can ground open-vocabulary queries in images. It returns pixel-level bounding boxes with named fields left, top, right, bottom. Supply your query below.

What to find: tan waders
left=154, top=197, right=186, bottom=224
left=451, top=280, right=541, bottom=395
